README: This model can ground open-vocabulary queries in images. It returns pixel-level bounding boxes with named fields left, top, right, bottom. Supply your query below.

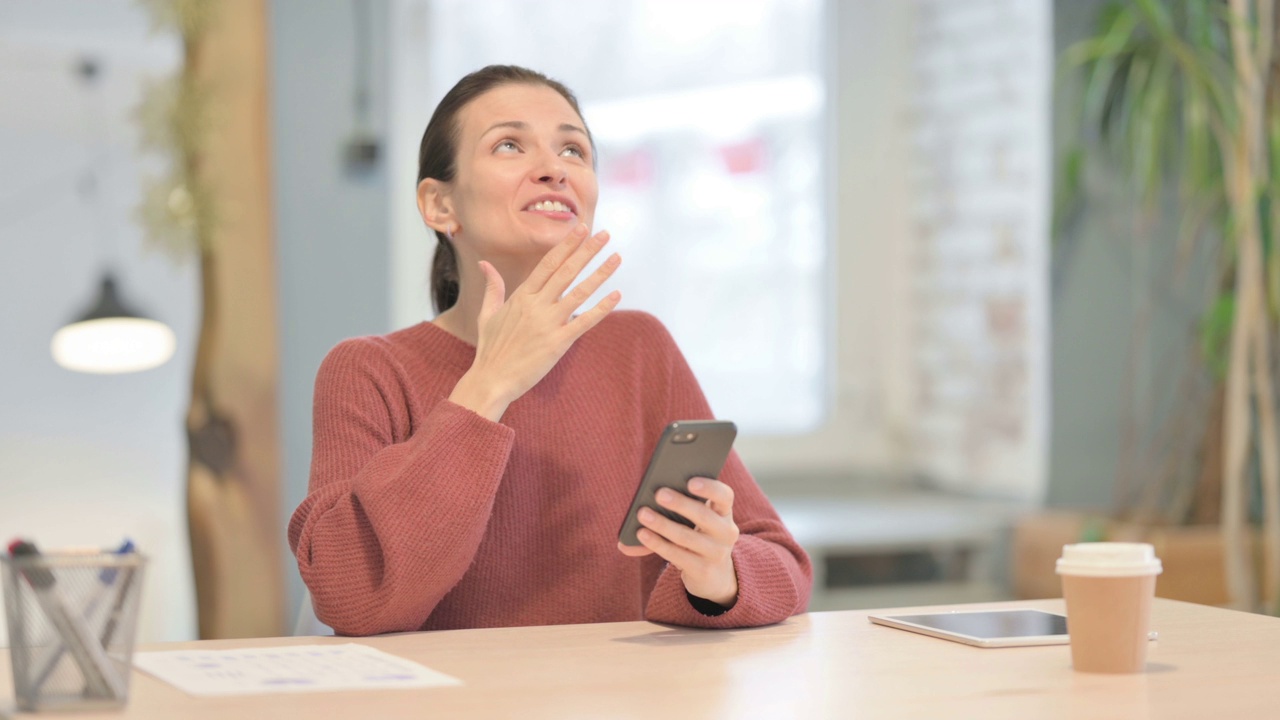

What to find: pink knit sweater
left=288, top=310, right=812, bottom=635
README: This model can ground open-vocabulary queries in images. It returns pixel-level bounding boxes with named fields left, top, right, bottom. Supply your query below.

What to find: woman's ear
left=417, top=177, right=456, bottom=236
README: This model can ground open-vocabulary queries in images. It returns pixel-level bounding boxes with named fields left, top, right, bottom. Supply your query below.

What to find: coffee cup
left=1056, top=542, right=1162, bottom=673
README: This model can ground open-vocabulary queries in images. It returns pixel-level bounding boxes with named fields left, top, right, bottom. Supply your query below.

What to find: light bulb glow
left=52, top=317, right=176, bottom=374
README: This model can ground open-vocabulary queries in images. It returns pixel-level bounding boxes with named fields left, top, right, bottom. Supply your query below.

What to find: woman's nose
left=533, top=153, right=568, bottom=185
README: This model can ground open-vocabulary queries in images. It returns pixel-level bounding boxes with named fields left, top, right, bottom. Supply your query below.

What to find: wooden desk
left=4, top=598, right=1279, bottom=719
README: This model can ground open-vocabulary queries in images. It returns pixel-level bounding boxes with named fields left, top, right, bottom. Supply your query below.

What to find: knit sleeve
left=634, top=316, right=814, bottom=628
left=287, top=338, right=515, bottom=636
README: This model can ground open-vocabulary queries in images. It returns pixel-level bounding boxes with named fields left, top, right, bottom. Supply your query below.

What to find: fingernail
left=575, top=223, right=588, bottom=236
left=656, top=489, right=674, bottom=505
left=688, top=479, right=705, bottom=492
left=639, top=508, right=654, bottom=522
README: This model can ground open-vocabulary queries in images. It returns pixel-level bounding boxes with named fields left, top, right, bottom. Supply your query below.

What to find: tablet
left=867, top=609, right=1069, bottom=648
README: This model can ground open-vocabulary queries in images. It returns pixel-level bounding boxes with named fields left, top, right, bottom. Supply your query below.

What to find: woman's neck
left=430, top=306, right=476, bottom=345
left=431, top=254, right=535, bottom=346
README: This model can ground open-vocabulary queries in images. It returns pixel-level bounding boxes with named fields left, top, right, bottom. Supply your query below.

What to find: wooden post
left=184, top=0, right=285, bottom=639
left=1222, top=0, right=1269, bottom=612
left=1251, top=0, right=1280, bottom=616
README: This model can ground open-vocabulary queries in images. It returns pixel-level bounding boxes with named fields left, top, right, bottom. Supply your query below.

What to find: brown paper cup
left=1061, top=574, right=1156, bottom=673
left=1057, top=542, right=1161, bottom=674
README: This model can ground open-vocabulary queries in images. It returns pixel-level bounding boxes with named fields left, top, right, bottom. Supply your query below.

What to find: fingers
left=565, top=289, right=622, bottom=337
left=652, top=487, right=738, bottom=545
left=685, top=478, right=735, bottom=518
left=660, top=487, right=734, bottom=536
left=516, top=226, right=619, bottom=323
left=632, top=482, right=741, bottom=606
left=561, top=252, right=621, bottom=312
left=616, top=541, right=654, bottom=557
left=523, top=224, right=590, bottom=293
left=638, top=507, right=722, bottom=558
left=643, top=485, right=739, bottom=555
left=636, top=526, right=700, bottom=570
left=543, top=230, right=611, bottom=298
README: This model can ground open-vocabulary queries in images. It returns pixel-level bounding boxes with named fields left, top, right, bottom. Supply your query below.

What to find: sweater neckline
left=421, top=319, right=477, bottom=351
left=404, top=311, right=621, bottom=375
left=402, top=320, right=477, bottom=373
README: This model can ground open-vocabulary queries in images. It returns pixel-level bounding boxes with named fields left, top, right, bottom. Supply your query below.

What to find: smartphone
left=617, top=420, right=738, bottom=547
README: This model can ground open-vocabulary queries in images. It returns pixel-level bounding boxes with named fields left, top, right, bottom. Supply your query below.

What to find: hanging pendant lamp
left=51, top=273, right=176, bottom=374
left=50, top=55, right=176, bottom=375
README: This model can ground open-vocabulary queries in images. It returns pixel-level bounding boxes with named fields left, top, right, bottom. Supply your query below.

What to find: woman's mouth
left=524, top=199, right=576, bottom=218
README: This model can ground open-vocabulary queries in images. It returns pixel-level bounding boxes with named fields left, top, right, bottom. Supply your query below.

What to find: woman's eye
left=561, top=145, right=584, bottom=159
left=495, top=140, right=520, bottom=153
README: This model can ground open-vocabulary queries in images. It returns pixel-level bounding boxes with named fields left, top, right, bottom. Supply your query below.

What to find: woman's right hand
left=450, top=223, right=622, bottom=422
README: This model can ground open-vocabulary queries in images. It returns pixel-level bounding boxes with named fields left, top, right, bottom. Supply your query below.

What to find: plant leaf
left=1201, top=292, right=1236, bottom=381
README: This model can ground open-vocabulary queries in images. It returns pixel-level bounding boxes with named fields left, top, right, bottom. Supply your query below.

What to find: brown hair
left=418, top=65, right=593, bottom=313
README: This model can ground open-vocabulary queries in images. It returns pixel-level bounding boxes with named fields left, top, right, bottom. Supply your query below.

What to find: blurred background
left=2, top=0, right=1276, bottom=642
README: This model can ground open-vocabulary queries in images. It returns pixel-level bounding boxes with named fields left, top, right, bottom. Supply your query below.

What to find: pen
left=99, top=539, right=137, bottom=650
left=8, top=540, right=123, bottom=700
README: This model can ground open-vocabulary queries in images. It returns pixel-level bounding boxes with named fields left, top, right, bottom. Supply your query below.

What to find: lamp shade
left=51, top=274, right=176, bottom=374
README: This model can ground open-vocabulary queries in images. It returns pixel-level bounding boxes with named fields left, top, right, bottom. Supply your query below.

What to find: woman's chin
left=527, top=227, right=577, bottom=250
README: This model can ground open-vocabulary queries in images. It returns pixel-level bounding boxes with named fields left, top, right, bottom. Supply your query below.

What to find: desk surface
left=4, top=598, right=1279, bottom=719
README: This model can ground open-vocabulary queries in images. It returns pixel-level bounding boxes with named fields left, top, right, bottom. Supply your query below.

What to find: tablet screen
left=883, top=610, right=1065, bottom=639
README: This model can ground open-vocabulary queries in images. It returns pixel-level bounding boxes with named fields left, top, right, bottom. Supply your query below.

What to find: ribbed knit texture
left=288, top=310, right=812, bottom=636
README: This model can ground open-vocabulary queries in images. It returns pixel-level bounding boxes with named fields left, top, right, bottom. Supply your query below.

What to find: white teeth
left=529, top=200, right=571, bottom=213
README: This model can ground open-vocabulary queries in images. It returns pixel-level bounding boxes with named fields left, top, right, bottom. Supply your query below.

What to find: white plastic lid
left=1055, top=542, right=1163, bottom=577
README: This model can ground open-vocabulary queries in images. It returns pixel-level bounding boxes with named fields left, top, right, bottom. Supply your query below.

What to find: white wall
left=0, top=0, right=196, bottom=643
left=903, top=0, right=1051, bottom=499
left=270, top=0, right=394, bottom=623
left=0, top=0, right=399, bottom=644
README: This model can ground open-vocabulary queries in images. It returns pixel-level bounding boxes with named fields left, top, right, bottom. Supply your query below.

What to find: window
left=389, top=0, right=829, bottom=435
left=388, top=0, right=1051, bottom=497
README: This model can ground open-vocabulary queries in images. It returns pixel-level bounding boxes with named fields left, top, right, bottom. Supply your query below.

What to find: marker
left=8, top=540, right=122, bottom=700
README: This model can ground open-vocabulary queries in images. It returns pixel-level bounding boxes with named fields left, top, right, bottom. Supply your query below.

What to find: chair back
left=293, top=589, right=333, bottom=636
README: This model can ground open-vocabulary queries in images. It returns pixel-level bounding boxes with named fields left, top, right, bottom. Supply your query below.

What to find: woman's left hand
left=617, top=477, right=740, bottom=606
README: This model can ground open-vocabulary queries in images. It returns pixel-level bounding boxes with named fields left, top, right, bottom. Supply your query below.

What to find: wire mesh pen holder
left=2, top=551, right=146, bottom=712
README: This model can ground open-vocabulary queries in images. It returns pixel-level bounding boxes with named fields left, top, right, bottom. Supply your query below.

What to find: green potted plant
left=1058, top=0, right=1278, bottom=613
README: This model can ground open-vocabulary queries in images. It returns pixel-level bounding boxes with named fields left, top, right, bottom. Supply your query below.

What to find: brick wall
left=907, top=0, right=1050, bottom=497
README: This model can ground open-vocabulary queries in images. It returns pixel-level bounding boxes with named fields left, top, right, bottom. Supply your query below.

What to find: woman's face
left=445, top=83, right=598, bottom=260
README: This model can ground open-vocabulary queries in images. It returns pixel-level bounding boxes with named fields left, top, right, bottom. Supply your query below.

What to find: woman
left=288, top=65, right=811, bottom=635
